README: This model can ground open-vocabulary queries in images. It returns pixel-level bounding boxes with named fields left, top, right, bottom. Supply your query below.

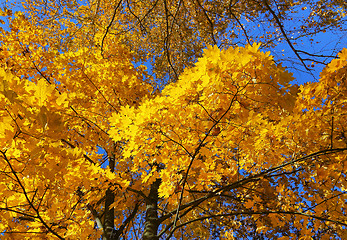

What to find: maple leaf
left=0, top=1, right=346, bottom=240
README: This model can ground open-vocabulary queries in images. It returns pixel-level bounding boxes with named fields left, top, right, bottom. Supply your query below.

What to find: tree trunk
left=103, top=147, right=116, bottom=240
left=143, top=178, right=161, bottom=240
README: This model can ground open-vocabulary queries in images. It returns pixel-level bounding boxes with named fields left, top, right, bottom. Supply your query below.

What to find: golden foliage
left=0, top=1, right=346, bottom=239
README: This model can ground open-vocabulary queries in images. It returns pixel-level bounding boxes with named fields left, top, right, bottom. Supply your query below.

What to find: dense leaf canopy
left=0, top=0, right=346, bottom=239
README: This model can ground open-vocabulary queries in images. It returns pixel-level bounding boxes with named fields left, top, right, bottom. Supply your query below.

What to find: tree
left=0, top=1, right=346, bottom=240
left=6, top=0, right=347, bottom=84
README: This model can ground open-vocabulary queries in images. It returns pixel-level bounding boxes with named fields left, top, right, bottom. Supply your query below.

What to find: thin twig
left=101, top=0, right=123, bottom=57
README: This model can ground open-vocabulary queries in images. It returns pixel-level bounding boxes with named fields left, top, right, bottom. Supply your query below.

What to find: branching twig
left=101, top=0, right=123, bottom=57
left=163, top=0, right=179, bottom=81
left=1, top=151, right=65, bottom=240
left=195, top=0, right=217, bottom=45
left=171, top=90, right=239, bottom=230
left=260, top=0, right=311, bottom=72
left=167, top=210, right=347, bottom=236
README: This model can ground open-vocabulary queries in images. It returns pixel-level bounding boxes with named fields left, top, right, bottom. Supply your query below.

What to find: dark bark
left=104, top=188, right=115, bottom=240
left=103, top=147, right=116, bottom=240
left=143, top=178, right=161, bottom=240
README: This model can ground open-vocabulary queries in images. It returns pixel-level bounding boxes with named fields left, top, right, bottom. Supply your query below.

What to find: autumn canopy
left=0, top=0, right=346, bottom=239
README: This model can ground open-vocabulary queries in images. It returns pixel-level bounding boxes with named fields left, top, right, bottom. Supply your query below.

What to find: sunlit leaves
left=0, top=8, right=150, bottom=239
left=107, top=44, right=347, bottom=238
left=0, top=1, right=346, bottom=238
left=110, top=44, right=295, bottom=197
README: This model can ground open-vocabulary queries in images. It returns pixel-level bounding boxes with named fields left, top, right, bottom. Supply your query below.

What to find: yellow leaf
left=34, top=79, right=55, bottom=106
left=56, top=92, right=68, bottom=107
